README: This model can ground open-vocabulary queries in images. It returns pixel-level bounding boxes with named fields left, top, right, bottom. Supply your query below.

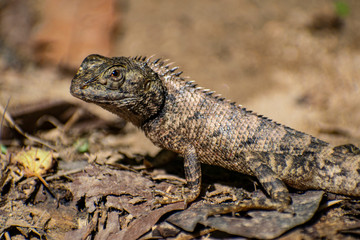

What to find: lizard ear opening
left=144, top=79, right=155, bottom=91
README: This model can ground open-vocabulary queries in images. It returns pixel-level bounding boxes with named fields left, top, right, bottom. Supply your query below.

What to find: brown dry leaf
left=95, top=211, right=121, bottom=240
left=0, top=200, right=78, bottom=240
left=65, top=164, right=186, bottom=239
left=68, top=164, right=157, bottom=218
left=167, top=191, right=324, bottom=239
left=110, top=202, right=185, bottom=240
left=69, top=164, right=155, bottom=202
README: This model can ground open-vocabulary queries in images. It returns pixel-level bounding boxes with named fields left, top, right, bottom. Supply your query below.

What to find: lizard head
left=70, top=54, right=165, bottom=126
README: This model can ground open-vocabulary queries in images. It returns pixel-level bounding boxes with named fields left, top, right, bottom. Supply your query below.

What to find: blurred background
left=0, top=0, right=359, bottom=145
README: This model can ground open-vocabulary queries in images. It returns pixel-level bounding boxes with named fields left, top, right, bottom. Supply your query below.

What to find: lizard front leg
left=154, top=145, right=202, bottom=205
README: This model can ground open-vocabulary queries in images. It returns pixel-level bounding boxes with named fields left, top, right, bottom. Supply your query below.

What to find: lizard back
left=142, top=59, right=334, bottom=189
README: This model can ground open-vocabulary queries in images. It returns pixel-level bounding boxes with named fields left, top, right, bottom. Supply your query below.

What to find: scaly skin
left=70, top=54, right=360, bottom=208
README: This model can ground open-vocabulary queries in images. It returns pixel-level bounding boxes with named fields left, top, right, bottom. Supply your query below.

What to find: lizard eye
left=111, top=70, right=120, bottom=77
left=110, top=69, right=124, bottom=82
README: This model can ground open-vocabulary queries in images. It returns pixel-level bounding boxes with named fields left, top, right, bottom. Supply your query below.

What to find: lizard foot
left=152, top=186, right=199, bottom=206
left=153, top=189, right=184, bottom=205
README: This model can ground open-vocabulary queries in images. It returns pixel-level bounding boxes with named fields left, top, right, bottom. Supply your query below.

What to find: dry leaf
left=13, top=148, right=54, bottom=177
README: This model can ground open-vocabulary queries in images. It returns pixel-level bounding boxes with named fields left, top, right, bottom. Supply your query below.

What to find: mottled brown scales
left=70, top=54, right=360, bottom=209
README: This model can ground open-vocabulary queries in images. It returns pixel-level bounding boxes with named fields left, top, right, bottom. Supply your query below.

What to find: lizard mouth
left=70, top=78, right=136, bottom=105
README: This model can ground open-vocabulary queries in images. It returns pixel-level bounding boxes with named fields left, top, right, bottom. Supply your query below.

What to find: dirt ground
left=1, top=0, right=360, bottom=239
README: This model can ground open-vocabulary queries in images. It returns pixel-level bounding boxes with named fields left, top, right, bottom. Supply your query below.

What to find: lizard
left=70, top=54, right=360, bottom=210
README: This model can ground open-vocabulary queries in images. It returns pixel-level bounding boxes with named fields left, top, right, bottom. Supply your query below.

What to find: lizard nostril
left=80, top=84, right=89, bottom=89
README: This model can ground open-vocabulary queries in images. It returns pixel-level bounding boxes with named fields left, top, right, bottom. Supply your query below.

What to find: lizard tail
left=314, top=144, right=360, bottom=197
left=333, top=144, right=360, bottom=155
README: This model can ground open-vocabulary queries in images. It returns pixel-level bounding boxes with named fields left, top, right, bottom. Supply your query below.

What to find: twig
left=0, top=103, right=55, bottom=150
left=0, top=98, right=10, bottom=142
left=45, top=168, right=84, bottom=181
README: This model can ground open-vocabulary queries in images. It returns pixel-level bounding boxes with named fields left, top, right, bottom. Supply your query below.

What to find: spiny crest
left=132, top=56, right=147, bottom=62
left=129, top=55, right=285, bottom=128
left=131, top=56, right=241, bottom=106
left=130, top=55, right=184, bottom=79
